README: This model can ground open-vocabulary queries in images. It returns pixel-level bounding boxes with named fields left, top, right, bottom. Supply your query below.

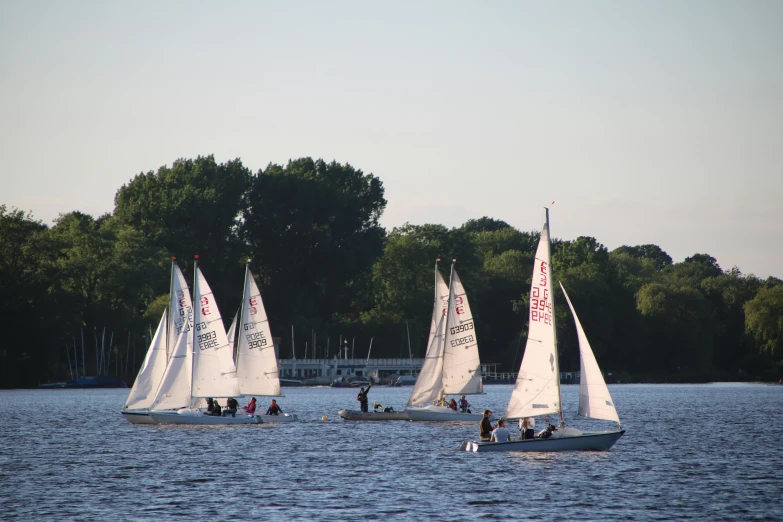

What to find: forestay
left=505, top=222, right=561, bottom=419
left=150, top=328, right=192, bottom=411
left=560, top=283, right=620, bottom=424
left=124, top=311, right=168, bottom=410
left=191, top=266, right=240, bottom=398
left=236, top=264, right=281, bottom=397
left=442, top=269, right=483, bottom=396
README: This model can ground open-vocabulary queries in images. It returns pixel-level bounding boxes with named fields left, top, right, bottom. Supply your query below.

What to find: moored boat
left=338, top=409, right=410, bottom=421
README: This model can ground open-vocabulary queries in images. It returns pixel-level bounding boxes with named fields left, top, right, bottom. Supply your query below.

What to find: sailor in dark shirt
left=357, top=382, right=373, bottom=413
left=480, top=410, right=493, bottom=441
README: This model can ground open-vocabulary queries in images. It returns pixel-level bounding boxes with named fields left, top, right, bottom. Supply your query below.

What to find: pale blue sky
left=2, top=1, right=781, bottom=277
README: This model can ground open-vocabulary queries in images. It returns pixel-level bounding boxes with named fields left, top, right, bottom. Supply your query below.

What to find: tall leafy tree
left=745, top=284, right=783, bottom=360
left=241, top=158, right=386, bottom=343
left=114, top=155, right=252, bottom=308
left=0, top=207, right=48, bottom=386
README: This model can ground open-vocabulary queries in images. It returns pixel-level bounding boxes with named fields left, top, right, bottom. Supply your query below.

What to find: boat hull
left=120, top=410, right=156, bottom=425
left=150, top=410, right=262, bottom=425
left=338, top=409, right=410, bottom=421
left=255, top=413, right=298, bottom=423
left=405, top=405, right=483, bottom=422
left=464, top=429, right=625, bottom=453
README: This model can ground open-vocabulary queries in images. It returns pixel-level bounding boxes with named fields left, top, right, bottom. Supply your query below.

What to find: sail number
left=197, top=330, right=219, bottom=350
left=531, top=286, right=552, bottom=324
left=450, top=321, right=474, bottom=335
left=450, top=335, right=474, bottom=347
left=246, top=331, right=267, bottom=349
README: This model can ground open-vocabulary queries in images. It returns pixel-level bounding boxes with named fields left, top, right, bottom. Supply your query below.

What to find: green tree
left=0, top=207, right=48, bottom=386
left=613, top=244, right=673, bottom=271
left=240, top=158, right=387, bottom=345
left=114, top=155, right=252, bottom=308
left=745, top=284, right=783, bottom=360
left=636, top=282, right=714, bottom=379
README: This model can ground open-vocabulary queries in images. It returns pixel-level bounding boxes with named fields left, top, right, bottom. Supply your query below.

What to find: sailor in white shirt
left=519, top=416, right=535, bottom=440
left=490, top=419, right=511, bottom=442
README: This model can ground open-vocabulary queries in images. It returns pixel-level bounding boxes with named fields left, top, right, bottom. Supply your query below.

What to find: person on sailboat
left=357, top=383, right=372, bottom=413
left=490, top=419, right=511, bottom=442
left=536, top=423, right=557, bottom=439
left=206, top=398, right=215, bottom=414
left=448, top=399, right=458, bottom=411
left=479, top=410, right=493, bottom=441
left=266, top=399, right=283, bottom=415
left=223, top=398, right=239, bottom=417
left=458, top=395, right=471, bottom=413
left=244, top=397, right=257, bottom=414
left=519, top=417, right=535, bottom=440
left=211, top=401, right=222, bottom=416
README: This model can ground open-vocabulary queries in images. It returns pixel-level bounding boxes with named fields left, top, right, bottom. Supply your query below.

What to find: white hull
left=463, top=429, right=625, bottom=453
left=405, top=405, right=483, bottom=422
left=120, top=410, right=156, bottom=424
left=255, top=413, right=298, bottom=423
left=338, top=409, right=410, bottom=421
left=150, top=410, right=262, bottom=425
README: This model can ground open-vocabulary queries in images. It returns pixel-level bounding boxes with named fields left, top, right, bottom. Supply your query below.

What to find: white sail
left=560, top=283, right=620, bottom=424
left=169, top=264, right=193, bottom=354
left=236, top=264, right=281, bottom=396
left=150, top=327, right=192, bottom=411
left=407, top=314, right=446, bottom=406
left=191, top=266, right=240, bottom=398
left=124, top=310, right=168, bottom=410
left=505, top=221, right=561, bottom=419
left=427, top=268, right=450, bottom=352
left=227, top=311, right=238, bottom=363
left=442, top=269, right=483, bottom=395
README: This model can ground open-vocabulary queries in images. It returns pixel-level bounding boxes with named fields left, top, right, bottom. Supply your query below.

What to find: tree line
left=1, top=155, right=781, bottom=388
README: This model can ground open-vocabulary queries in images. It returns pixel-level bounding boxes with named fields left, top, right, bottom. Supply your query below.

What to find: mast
left=406, top=321, right=412, bottom=373
left=166, top=257, right=176, bottom=359
left=433, top=258, right=440, bottom=310
left=190, top=255, right=199, bottom=397
left=545, top=208, right=565, bottom=428
left=439, top=259, right=457, bottom=401
left=236, top=260, right=251, bottom=374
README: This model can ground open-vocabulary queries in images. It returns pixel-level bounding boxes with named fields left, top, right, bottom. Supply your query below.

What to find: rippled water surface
left=1, top=384, right=781, bottom=521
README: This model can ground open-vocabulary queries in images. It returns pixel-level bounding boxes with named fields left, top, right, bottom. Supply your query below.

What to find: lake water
left=1, top=384, right=781, bottom=521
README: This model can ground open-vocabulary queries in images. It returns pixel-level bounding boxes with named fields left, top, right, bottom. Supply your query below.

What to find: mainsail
left=442, top=268, right=483, bottom=395
left=236, top=262, right=281, bottom=397
left=427, top=264, right=450, bottom=353
left=191, top=265, right=240, bottom=398
left=560, top=283, right=620, bottom=424
left=505, top=217, right=561, bottom=420
left=168, top=264, right=193, bottom=356
left=124, top=310, right=168, bottom=410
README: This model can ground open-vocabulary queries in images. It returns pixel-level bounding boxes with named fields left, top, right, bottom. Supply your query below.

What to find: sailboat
left=150, top=257, right=261, bottom=425
left=120, top=311, right=168, bottom=424
left=404, top=259, right=484, bottom=422
left=464, top=209, right=625, bottom=452
left=121, top=260, right=193, bottom=424
left=235, top=260, right=297, bottom=423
